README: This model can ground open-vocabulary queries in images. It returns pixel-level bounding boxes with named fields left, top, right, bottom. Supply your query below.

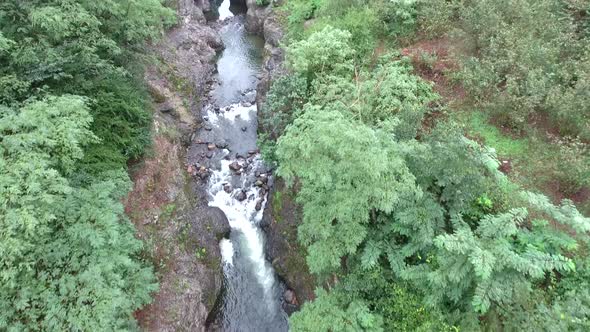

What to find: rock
left=241, top=126, right=247, bottom=132
left=207, top=143, right=216, bottom=150
left=214, top=106, right=220, bottom=111
left=216, top=140, right=228, bottom=149
left=255, top=180, right=264, bottom=187
left=203, top=116, right=209, bottom=121
left=255, top=199, right=263, bottom=211
left=245, top=0, right=271, bottom=33
left=263, top=17, right=284, bottom=48
left=242, top=101, right=252, bottom=107
left=235, top=190, right=247, bottom=201
left=259, top=174, right=268, bottom=184
left=248, top=150, right=257, bottom=155
left=158, top=101, right=175, bottom=113
left=187, top=165, right=196, bottom=176
left=284, top=289, right=297, bottom=305
left=204, top=125, right=213, bottom=131
left=229, top=161, right=242, bottom=172
left=223, top=184, right=232, bottom=193
left=206, top=152, right=213, bottom=159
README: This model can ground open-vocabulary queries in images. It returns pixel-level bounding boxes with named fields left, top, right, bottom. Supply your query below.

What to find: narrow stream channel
left=203, top=2, right=289, bottom=331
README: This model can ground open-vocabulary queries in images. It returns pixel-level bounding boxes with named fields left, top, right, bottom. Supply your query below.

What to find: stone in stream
left=229, top=161, right=242, bottom=172
left=207, top=143, right=216, bottom=150
left=235, top=190, right=247, bottom=202
left=241, top=126, right=247, bottom=132
left=198, top=167, right=209, bottom=180
left=255, top=199, right=263, bottom=211
left=204, top=125, right=213, bottom=131
left=203, top=116, right=209, bottom=121
left=216, top=140, right=228, bottom=149
left=206, top=152, right=213, bottom=159
left=255, top=180, right=264, bottom=187
left=223, top=184, right=232, bottom=194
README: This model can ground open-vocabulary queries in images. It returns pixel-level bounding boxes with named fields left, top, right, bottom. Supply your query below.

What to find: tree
left=275, top=106, right=419, bottom=274
left=287, top=26, right=355, bottom=82
left=0, top=97, right=157, bottom=331
left=290, top=288, right=383, bottom=332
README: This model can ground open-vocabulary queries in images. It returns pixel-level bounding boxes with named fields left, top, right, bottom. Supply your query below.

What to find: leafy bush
left=287, top=26, right=355, bottom=81
left=311, top=5, right=380, bottom=58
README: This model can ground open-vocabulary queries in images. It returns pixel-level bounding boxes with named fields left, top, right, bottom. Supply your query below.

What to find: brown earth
left=401, top=37, right=467, bottom=105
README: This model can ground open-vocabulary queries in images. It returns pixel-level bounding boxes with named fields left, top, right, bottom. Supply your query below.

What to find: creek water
left=204, top=2, right=288, bottom=331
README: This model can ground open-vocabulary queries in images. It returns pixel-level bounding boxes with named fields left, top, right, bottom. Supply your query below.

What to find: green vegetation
left=262, top=0, right=590, bottom=330
left=0, top=0, right=175, bottom=329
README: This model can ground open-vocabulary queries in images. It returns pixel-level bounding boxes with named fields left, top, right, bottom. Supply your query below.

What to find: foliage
left=0, top=0, right=174, bottom=328
left=287, top=26, right=354, bottom=82
left=276, top=107, right=418, bottom=274
left=265, top=4, right=590, bottom=329
left=421, top=0, right=589, bottom=140
left=0, top=97, right=157, bottom=331
left=290, top=288, right=383, bottom=332
left=311, top=5, right=380, bottom=58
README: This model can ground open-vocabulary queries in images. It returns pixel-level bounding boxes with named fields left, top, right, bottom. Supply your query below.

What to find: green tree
left=287, top=26, right=355, bottom=82
left=290, top=288, right=383, bottom=332
left=275, top=107, right=418, bottom=274
left=0, top=97, right=157, bottom=331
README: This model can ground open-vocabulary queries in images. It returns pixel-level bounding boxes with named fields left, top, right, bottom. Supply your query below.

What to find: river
left=202, top=2, right=289, bottom=331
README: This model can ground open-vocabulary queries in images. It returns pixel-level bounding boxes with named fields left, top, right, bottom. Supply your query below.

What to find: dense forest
left=1, top=0, right=589, bottom=331
left=258, top=0, right=590, bottom=330
left=0, top=0, right=174, bottom=330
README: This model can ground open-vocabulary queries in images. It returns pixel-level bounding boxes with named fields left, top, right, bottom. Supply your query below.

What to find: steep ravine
left=129, top=0, right=305, bottom=331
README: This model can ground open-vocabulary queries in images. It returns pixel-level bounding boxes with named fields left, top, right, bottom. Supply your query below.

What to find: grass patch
left=463, top=111, right=528, bottom=157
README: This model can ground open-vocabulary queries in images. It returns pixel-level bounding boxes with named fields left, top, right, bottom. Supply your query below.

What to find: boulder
left=158, top=101, right=175, bottom=113
left=263, top=16, right=284, bottom=48
left=284, top=289, right=297, bottom=305
left=216, top=140, right=228, bottom=149
left=235, top=190, right=247, bottom=201
left=255, top=199, right=264, bottom=211
left=229, top=161, right=242, bottom=172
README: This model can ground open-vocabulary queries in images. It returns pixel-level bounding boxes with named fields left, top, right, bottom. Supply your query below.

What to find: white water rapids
left=206, top=104, right=276, bottom=293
